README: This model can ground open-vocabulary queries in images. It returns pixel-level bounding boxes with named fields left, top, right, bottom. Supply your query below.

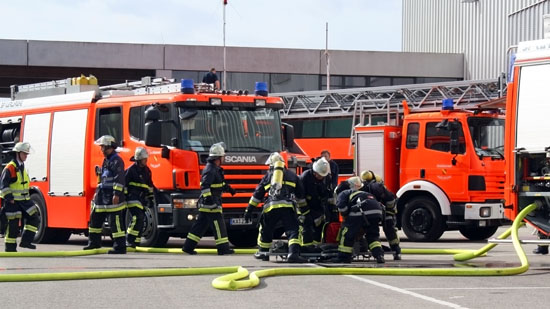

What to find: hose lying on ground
left=0, top=203, right=536, bottom=289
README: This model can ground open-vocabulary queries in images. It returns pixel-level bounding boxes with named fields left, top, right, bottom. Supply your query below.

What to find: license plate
left=230, top=217, right=252, bottom=225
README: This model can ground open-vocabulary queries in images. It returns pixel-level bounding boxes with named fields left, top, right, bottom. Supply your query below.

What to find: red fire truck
left=1, top=76, right=304, bottom=247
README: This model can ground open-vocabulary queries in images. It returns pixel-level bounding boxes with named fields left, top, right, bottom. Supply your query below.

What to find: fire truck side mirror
left=282, top=122, right=295, bottom=149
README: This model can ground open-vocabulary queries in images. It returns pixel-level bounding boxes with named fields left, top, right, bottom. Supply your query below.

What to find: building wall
left=0, top=39, right=464, bottom=96
left=403, top=0, right=550, bottom=80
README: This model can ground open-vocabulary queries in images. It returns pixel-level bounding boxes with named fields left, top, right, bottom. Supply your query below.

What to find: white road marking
left=347, top=275, right=469, bottom=309
left=406, top=286, right=550, bottom=291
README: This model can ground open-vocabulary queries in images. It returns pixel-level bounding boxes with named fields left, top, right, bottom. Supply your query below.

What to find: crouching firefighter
left=84, top=135, right=127, bottom=254
left=333, top=176, right=385, bottom=263
left=182, top=142, right=236, bottom=255
left=361, top=170, right=401, bottom=260
left=244, top=152, right=307, bottom=263
left=299, top=157, right=335, bottom=251
left=125, top=147, right=155, bottom=248
left=1, top=142, right=39, bottom=252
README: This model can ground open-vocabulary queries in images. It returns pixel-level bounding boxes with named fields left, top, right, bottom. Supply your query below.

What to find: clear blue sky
left=0, top=0, right=402, bottom=51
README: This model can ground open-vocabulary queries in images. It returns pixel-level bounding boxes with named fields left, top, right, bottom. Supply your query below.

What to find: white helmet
left=13, top=142, right=32, bottom=154
left=94, top=135, right=117, bottom=148
left=265, top=152, right=284, bottom=166
left=208, top=142, right=225, bottom=158
left=312, top=157, right=330, bottom=177
left=347, top=176, right=363, bottom=191
left=132, top=147, right=149, bottom=161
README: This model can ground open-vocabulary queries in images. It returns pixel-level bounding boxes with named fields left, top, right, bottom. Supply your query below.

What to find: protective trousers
left=87, top=207, right=126, bottom=252
left=4, top=200, right=39, bottom=252
left=338, top=216, right=383, bottom=261
left=300, top=208, right=325, bottom=246
left=383, top=211, right=400, bottom=251
left=183, top=211, right=230, bottom=253
left=258, top=207, right=301, bottom=254
left=126, top=204, right=145, bottom=247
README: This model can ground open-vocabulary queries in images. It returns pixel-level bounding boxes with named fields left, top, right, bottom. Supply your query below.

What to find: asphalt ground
left=1, top=227, right=550, bottom=309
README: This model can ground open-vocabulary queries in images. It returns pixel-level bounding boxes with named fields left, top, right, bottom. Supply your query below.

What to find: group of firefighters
left=1, top=137, right=402, bottom=264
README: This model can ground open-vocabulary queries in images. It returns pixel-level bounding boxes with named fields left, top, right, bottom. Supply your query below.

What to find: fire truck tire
left=228, top=229, right=258, bottom=248
left=401, top=196, right=446, bottom=242
left=458, top=226, right=499, bottom=241
left=31, top=193, right=54, bottom=244
left=135, top=207, right=169, bottom=247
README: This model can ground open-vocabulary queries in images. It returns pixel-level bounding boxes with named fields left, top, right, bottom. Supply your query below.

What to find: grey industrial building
left=0, top=39, right=463, bottom=98
left=403, top=0, right=550, bottom=80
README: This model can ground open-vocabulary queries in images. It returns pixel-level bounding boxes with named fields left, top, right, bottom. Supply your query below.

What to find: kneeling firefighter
left=333, top=176, right=385, bottom=263
left=0, top=142, right=39, bottom=252
left=182, top=142, right=236, bottom=255
left=244, top=152, right=307, bottom=263
left=360, top=170, right=401, bottom=260
left=124, top=147, right=155, bottom=248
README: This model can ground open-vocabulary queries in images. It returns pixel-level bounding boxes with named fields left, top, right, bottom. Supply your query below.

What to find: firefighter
left=360, top=170, right=402, bottom=260
left=124, top=147, right=154, bottom=248
left=0, top=142, right=40, bottom=252
left=333, top=176, right=385, bottom=263
left=244, top=152, right=307, bottom=263
left=320, top=150, right=339, bottom=189
left=299, top=157, right=335, bottom=250
left=182, top=142, right=236, bottom=255
left=83, top=135, right=127, bottom=254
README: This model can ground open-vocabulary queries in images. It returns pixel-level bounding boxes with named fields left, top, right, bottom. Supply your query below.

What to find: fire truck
left=1, top=76, right=303, bottom=247
left=504, top=38, right=550, bottom=236
left=277, top=79, right=508, bottom=241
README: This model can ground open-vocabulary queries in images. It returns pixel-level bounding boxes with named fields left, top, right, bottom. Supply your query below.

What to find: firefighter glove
left=203, top=196, right=214, bottom=206
left=244, top=205, right=254, bottom=221
left=227, top=186, right=237, bottom=196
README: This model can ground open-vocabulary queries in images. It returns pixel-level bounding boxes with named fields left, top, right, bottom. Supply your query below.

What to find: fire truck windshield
left=467, top=117, right=505, bottom=159
left=178, top=107, right=282, bottom=153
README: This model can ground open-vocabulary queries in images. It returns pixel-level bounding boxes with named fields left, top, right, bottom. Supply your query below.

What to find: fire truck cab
left=355, top=99, right=507, bottom=241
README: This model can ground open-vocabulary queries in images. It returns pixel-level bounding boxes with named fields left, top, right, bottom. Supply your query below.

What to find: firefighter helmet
left=13, top=142, right=32, bottom=154
left=208, top=142, right=225, bottom=158
left=131, top=147, right=149, bottom=161
left=347, top=176, right=363, bottom=191
left=361, top=170, right=382, bottom=183
left=94, top=135, right=117, bottom=148
left=312, top=157, right=330, bottom=177
left=265, top=152, right=284, bottom=166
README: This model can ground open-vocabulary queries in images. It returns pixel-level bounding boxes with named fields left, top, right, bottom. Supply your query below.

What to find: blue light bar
left=255, top=81, right=268, bottom=97
left=181, top=79, right=194, bottom=94
left=442, top=98, right=454, bottom=110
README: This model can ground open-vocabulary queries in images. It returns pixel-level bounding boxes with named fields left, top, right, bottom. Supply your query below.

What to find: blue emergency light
left=255, top=82, right=268, bottom=97
left=442, top=98, right=454, bottom=110
left=181, top=79, right=195, bottom=94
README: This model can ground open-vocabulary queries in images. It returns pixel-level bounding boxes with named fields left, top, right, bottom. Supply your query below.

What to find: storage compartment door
left=355, top=130, right=385, bottom=179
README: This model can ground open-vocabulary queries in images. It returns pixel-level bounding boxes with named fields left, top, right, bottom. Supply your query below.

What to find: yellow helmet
left=360, top=170, right=375, bottom=182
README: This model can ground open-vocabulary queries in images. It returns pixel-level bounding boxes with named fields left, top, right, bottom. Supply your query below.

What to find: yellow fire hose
left=0, top=203, right=536, bottom=289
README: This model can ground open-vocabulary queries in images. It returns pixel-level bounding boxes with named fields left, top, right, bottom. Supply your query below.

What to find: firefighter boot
left=391, top=244, right=402, bottom=261
left=83, top=233, right=102, bottom=250
left=330, top=252, right=352, bottom=264
left=372, top=247, right=385, bottom=264
left=182, top=240, right=198, bottom=255
left=533, top=245, right=549, bottom=255
left=108, top=237, right=126, bottom=254
left=254, top=247, right=270, bottom=261
left=287, top=244, right=307, bottom=263
left=19, top=242, right=36, bottom=249
left=217, top=243, right=235, bottom=255
left=20, top=228, right=36, bottom=249
left=5, top=243, right=16, bottom=252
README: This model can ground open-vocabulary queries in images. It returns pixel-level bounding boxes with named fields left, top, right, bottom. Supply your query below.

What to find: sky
left=0, top=0, right=402, bottom=51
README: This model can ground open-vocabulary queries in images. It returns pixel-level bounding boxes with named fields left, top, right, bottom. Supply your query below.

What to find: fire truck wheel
left=401, top=196, right=446, bottom=242
left=228, top=229, right=258, bottom=248
left=31, top=193, right=49, bottom=243
left=135, top=207, right=169, bottom=247
left=458, top=226, right=499, bottom=241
